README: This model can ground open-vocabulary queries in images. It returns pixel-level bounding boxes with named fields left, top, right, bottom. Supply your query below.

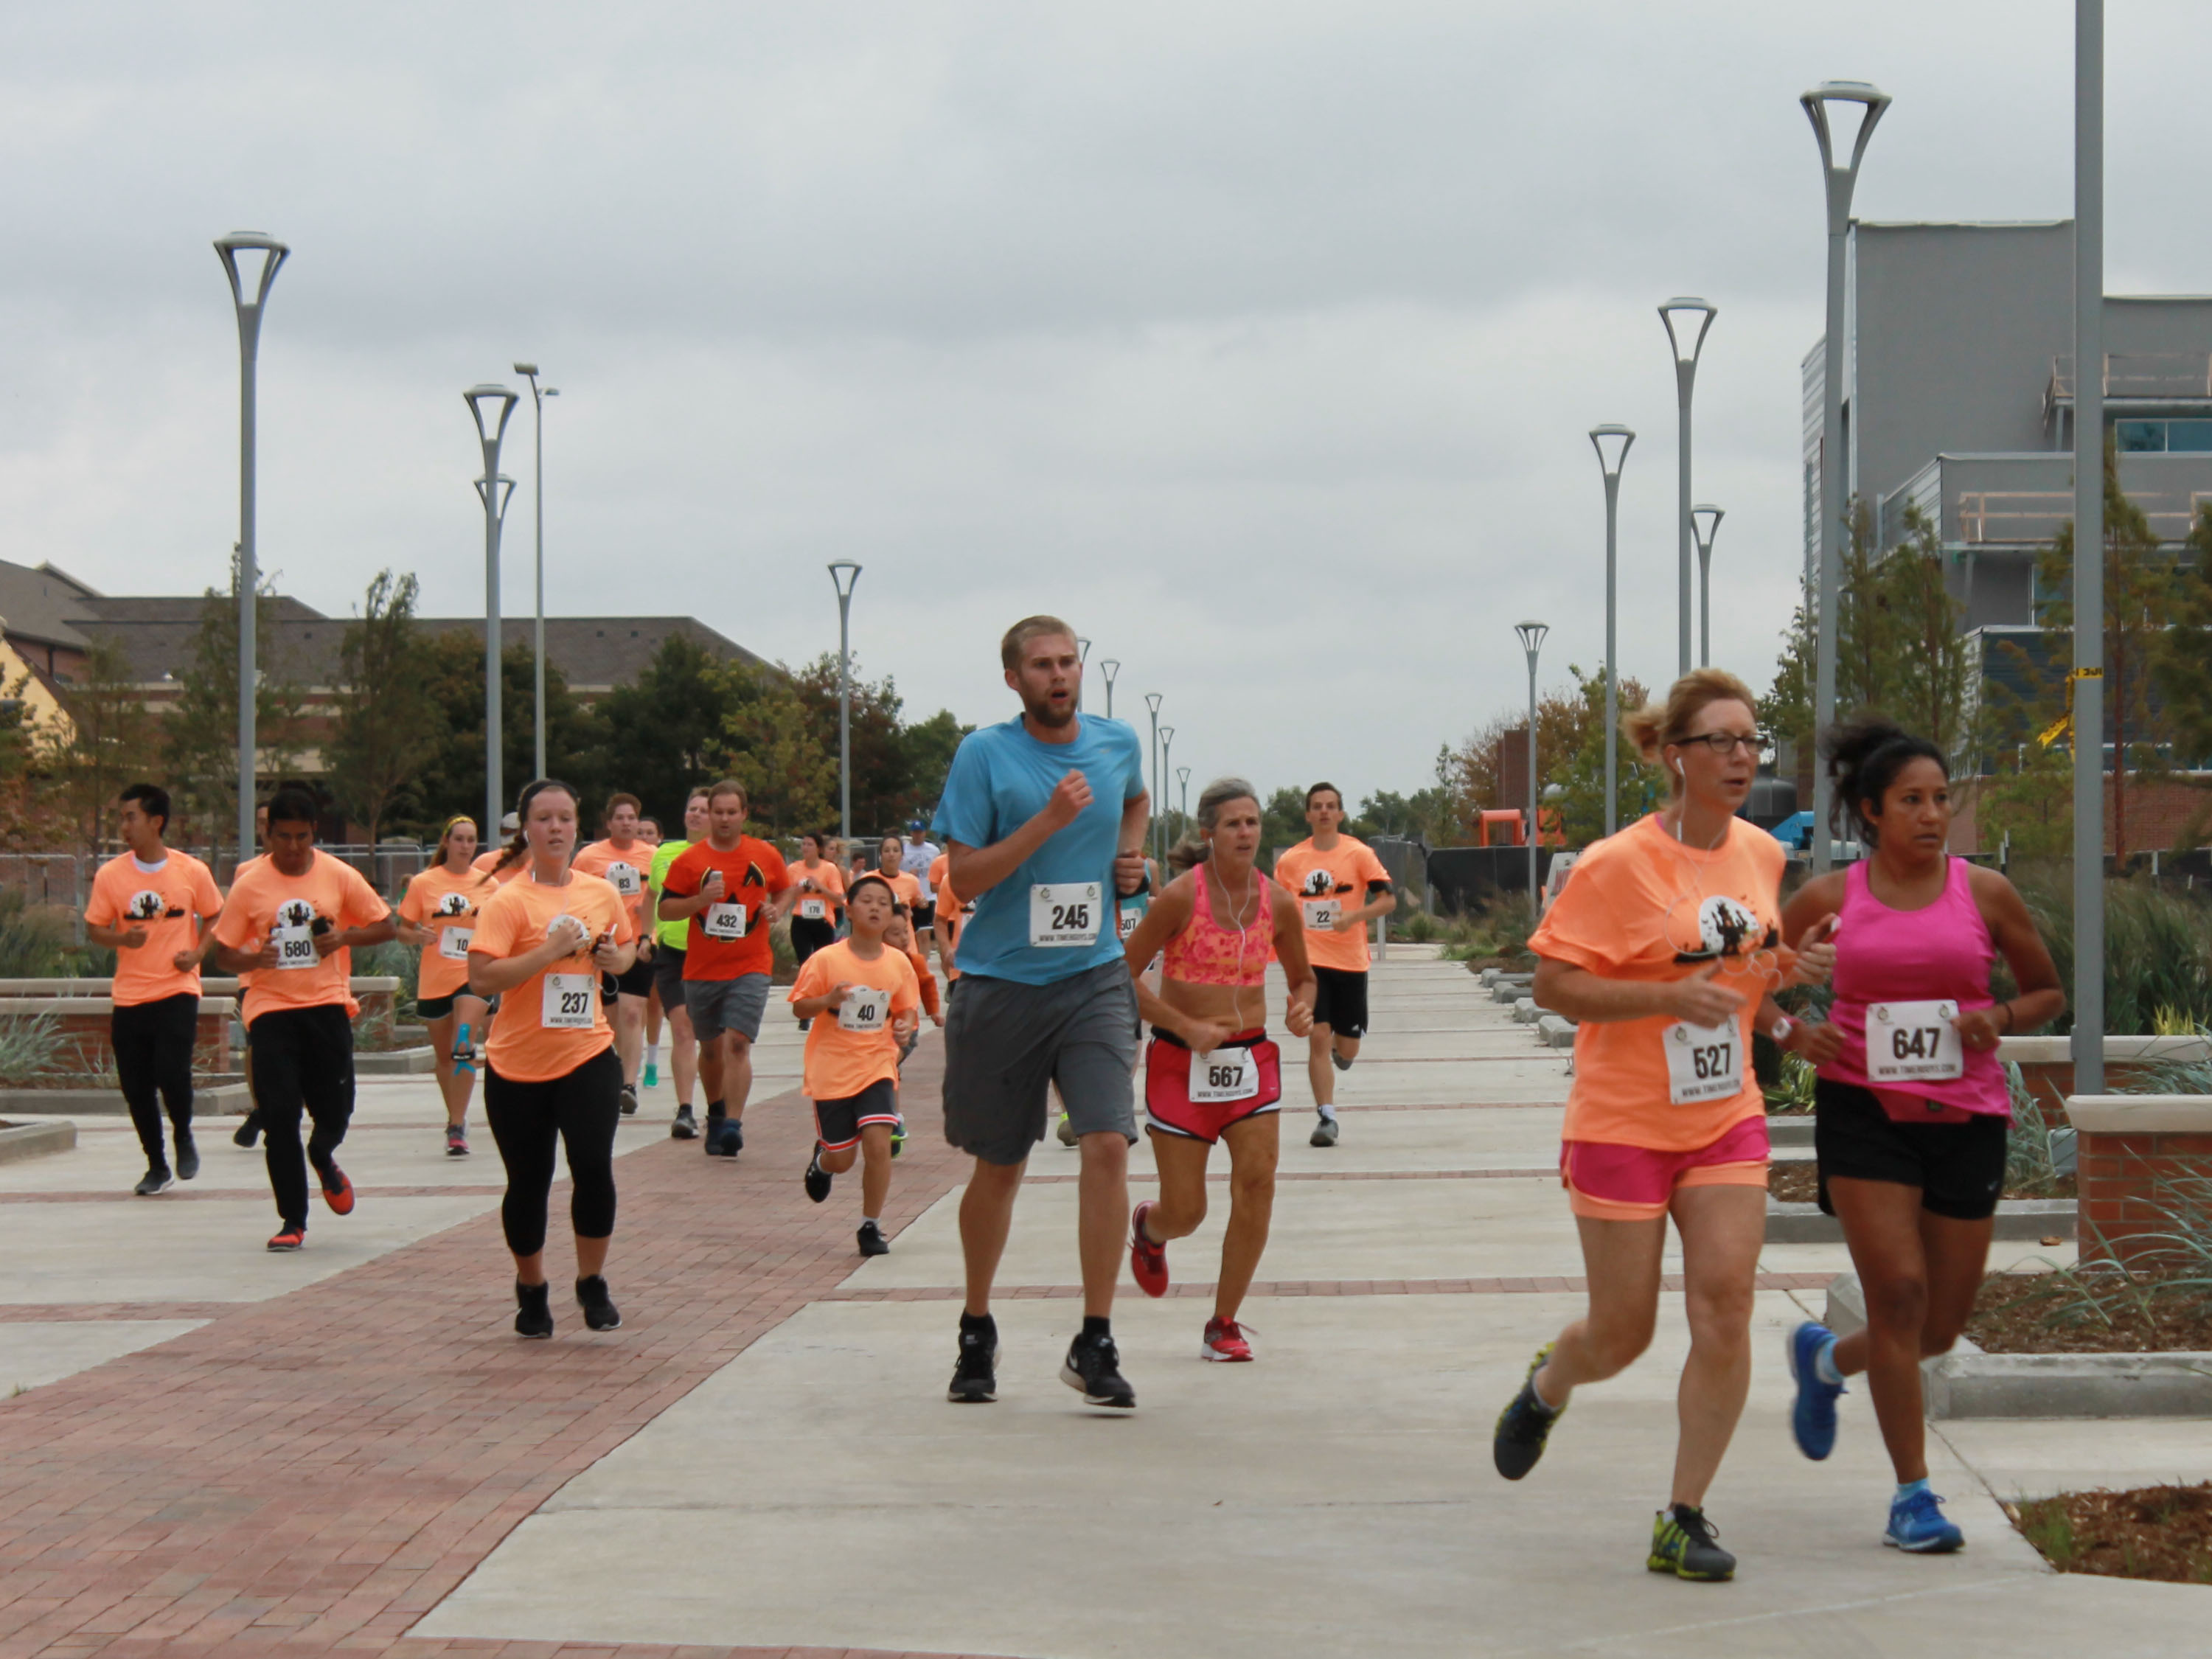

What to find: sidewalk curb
left=0, top=1119, right=74, bottom=1164
left=1769, top=1197, right=2074, bottom=1244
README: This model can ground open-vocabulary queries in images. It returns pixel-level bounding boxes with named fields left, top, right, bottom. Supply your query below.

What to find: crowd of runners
left=75, top=616, right=2062, bottom=1584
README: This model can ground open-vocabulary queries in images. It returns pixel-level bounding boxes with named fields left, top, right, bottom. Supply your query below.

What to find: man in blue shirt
left=933, top=616, right=1150, bottom=1410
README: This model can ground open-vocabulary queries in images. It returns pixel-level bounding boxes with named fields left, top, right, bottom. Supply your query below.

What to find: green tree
left=585, top=633, right=743, bottom=827
left=722, top=664, right=837, bottom=835
left=2154, top=504, right=2212, bottom=774
left=411, top=633, right=600, bottom=834
left=44, top=639, right=156, bottom=858
left=1260, top=787, right=1310, bottom=857
left=164, top=554, right=306, bottom=855
left=327, top=570, right=437, bottom=845
left=900, top=708, right=971, bottom=814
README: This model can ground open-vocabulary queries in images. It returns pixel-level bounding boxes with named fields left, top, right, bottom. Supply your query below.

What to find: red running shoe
left=321, top=1165, right=355, bottom=1216
left=1201, top=1317, right=1254, bottom=1362
left=267, top=1225, right=305, bottom=1252
left=1129, top=1200, right=1169, bottom=1298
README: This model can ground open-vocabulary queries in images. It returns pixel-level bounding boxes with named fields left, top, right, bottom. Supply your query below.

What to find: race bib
left=542, top=972, right=595, bottom=1030
left=838, top=987, right=890, bottom=1032
left=1029, top=882, right=1101, bottom=948
left=1663, top=1020, right=1742, bottom=1105
left=799, top=897, right=827, bottom=920
left=437, top=925, right=473, bottom=962
left=1302, top=897, right=1342, bottom=931
left=703, top=901, right=748, bottom=941
left=271, top=922, right=319, bottom=972
left=1118, top=905, right=1143, bottom=942
left=605, top=861, right=644, bottom=897
left=1189, top=1048, right=1259, bottom=1103
left=1866, top=1000, right=1964, bottom=1084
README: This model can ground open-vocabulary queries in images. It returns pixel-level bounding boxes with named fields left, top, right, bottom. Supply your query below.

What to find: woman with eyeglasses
left=1489, top=669, right=1837, bottom=1583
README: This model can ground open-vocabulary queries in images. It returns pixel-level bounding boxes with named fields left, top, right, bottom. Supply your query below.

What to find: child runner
left=395, top=815, right=495, bottom=1155
left=1780, top=718, right=2064, bottom=1554
left=1121, top=779, right=1315, bottom=1360
left=790, top=874, right=922, bottom=1255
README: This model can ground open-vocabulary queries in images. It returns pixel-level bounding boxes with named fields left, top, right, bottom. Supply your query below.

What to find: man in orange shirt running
left=1272, top=782, right=1396, bottom=1147
left=571, top=792, right=657, bottom=1117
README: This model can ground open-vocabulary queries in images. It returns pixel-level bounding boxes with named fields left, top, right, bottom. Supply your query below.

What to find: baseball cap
left=500, top=812, right=520, bottom=833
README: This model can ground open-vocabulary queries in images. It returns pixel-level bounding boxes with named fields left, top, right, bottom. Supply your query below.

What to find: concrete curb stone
left=0, top=1119, right=74, bottom=1164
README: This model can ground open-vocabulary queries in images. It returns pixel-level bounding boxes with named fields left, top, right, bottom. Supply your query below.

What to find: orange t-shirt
left=468, top=872, right=636, bottom=1083
left=1273, top=836, right=1393, bottom=973
left=789, top=858, right=847, bottom=924
left=1528, top=813, right=1791, bottom=1152
left=571, top=838, right=655, bottom=938
left=85, top=850, right=224, bottom=1006
left=212, top=851, right=390, bottom=1026
left=398, top=863, right=498, bottom=1001
left=869, top=869, right=924, bottom=912
left=930, top=853, right=968, bottom=979
left=664, top=837, right=791, bottom=980
left=787, top=939, right=920, bottom=1102
left=472, top=848, right=528, bottom=886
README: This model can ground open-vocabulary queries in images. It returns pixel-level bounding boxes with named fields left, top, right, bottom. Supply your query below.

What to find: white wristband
left=1767, top=1016, right=1796, bottom=1044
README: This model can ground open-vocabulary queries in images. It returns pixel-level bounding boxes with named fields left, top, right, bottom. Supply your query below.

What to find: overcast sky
left=1, top=2, right=2202, bottom=809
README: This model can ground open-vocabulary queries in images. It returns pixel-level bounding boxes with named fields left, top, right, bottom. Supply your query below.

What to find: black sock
left=1082, top=1315, right=1111, bottom=1341
left=959, top=1311, right=995, bottom=1337
left=706, top=1099, right=726, bottom=1121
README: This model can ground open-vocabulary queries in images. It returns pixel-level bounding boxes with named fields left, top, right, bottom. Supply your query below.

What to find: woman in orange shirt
left=788, top=832, right=847, bottom=1014
left=467, top=779, right=639, bottom=1339
left=1489, top=669, right=1837, bottom=1583
left=395, top=816, right=495, bottom=1156
left=872, top=835, right=925, bottom=914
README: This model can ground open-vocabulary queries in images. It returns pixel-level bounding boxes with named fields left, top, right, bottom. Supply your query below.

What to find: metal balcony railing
left=2049, top=352, right=2212, bottom=403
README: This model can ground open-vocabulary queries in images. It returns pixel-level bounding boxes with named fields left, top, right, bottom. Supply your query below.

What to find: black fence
left=1426, top=846, right=1561, bottom=914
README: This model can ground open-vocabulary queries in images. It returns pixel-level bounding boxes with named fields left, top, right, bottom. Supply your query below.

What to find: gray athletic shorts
left=684, top=972, right=770, bottom=1043
left=942, top=959, right=1138, bottom=1166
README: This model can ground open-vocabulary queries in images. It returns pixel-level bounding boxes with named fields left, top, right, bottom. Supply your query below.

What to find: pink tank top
left=1819, top=857, right=2009, bottom=1119
left=1161, top=863, right=1274, bottom=987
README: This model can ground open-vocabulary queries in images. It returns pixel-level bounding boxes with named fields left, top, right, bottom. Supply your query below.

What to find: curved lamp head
left=465, top=383, right=520, bottom=462
left=1144, top=692, right=1163, bottom=716
left=1176, top=766, right=1191, bottom=787
left=1801, top=80, right=1891, bottom=181
left=1158, top=726, right=1174, bottom=749
left=1099, top=658, right=1121, bottom=686
left=827, top=560, right=863, bottom=599
left=1514, top=620, right=1550, bottom=662
left=1658, top=297, right=1718, bottom=371
left=1077, top=636, right=1092, bottom=666
left=1589, top=423, right=1635, bottom=479
left=473, top=473, right=518, bottom=524
left=214, top=230, right=289, bottom=312
left=1691, top=503, right=1725, bottom=555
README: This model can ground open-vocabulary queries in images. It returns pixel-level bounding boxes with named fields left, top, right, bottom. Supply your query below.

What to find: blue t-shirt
left=931, top=712, right=1147, bottom=985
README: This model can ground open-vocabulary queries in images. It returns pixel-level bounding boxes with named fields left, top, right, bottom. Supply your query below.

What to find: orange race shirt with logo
left=787, top=939, right=919, bottom=1102
left=471, top=848, right=528, bottom=886
left=788, top=858, right=847, bottom=923
left=85, top=851, right=224, bottom=1006
left=398, top=863, right=498, bottom=1001
left=469, top=872, right=636, bottom=1083
left=212, top=850, right=390, bottom=1026
left=1273, top=836, right=1393, bottom=973
left=664, top=838, right=791, bottom=980
left=571, top=839, right=655, bottom=938
left=870, top=869, right=924, bottom=912
left=1528, top=813, right=1792, bottom=1152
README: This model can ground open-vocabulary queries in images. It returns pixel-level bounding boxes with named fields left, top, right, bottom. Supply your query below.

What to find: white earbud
left=1673, top=758, right=1684, bottom=778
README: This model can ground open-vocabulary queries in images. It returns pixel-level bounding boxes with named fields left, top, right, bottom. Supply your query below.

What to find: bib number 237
left=543, top=973, right=595, bottom=1030
left=1663, top=1020, right=1741, bottom=1105
left=1029, top=883, right=1101, bottom=948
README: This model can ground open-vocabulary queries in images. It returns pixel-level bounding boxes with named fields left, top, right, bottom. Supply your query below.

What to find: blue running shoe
left=1787, top=1321, right=1845, bottom=1461
left=1885, top=1486, right=1964, bottom=1554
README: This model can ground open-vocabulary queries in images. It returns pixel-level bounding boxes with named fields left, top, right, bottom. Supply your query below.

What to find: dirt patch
left=1966, top=1270, right=2212, bottom=1354
left=1764, top=1163, right=2074, bottom=1206
left=2010, top=1484, right=2212, bottom=1585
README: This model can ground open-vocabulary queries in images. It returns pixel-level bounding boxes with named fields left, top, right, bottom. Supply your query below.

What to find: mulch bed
left=1764, top=1162, right=2074, bottom=1206
left=2010, top=1484, right=2212, bottom=1584
left=1965, top=1269, right=2212, bottom=1354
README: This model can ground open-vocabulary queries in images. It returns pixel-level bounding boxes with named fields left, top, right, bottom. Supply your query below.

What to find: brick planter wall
left=0, top=998, right=236, bottom=1077
left=2003, top=1036, right=2210, bottom=1123
left=2068, top=1095, right=2212, bottom=1266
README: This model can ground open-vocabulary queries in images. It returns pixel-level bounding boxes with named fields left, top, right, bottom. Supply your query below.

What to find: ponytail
left=1819, top=717, right=1947, bottom=846
left=1167, top=776, right=1260, bottom=873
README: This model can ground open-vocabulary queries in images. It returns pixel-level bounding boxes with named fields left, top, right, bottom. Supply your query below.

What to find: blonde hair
left=1623, top=668, right=1759, bottom=796
left=1167, top=776, right=1260, bottom=873
left=1000, top=615, right=1077, bottom=671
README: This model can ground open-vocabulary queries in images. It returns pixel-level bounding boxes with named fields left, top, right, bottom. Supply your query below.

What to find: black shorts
left=913, top=902, right=937, bottom=931
left=1311, top=966, right=1370, bottom=1039
left=415, top=991, right=469, bottom=1022
left=651, top=943, right=687, bottom=1009
left=1813, top=1079, right=2009, bottom=1222
left=600, top=953, right=655, bottom=1001
left=815, top=1077, right=901, bottom=1152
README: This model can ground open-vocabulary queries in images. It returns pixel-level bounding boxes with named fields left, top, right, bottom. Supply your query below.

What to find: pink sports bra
left=1161, top=863, right=1274, bottom=987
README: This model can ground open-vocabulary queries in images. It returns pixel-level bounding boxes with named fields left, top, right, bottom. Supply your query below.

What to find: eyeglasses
left=1675, top=731, right=1766, bottom=757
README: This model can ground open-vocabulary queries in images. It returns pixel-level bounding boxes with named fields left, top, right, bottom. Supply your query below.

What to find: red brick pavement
left=0, top=1043, right=998, bottom=1659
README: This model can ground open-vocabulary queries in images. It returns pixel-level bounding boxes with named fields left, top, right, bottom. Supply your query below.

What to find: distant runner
left=900, top=819, right=942, bottom=948
left=1272, top=784, right=1396, bottom=1147
left=789, top=831, right=848, bottom=1026
left=571, top=793, right=657, bottom=1116
left=648, top=789, right=709, bottom=1138
left=636, top=815, right=665, bottom=1088
left=395, top=815, right=495, bottom=1155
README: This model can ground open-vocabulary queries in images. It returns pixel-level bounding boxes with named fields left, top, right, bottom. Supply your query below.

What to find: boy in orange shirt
left=790, top=875, right=921, bottom=1256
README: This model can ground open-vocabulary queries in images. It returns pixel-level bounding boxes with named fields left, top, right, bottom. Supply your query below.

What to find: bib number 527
left=1663, top=1019, right=1742, bottom=1105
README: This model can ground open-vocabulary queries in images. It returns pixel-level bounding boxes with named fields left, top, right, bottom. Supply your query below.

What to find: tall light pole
left=1659, top=299, right=1717, bottom=678
left=1144, top=693, right=1163, bottom=863
left=1077, top=637, right=1091, bottom=710
left=1099, top=658, right=1121, bottom=720
left=514, top=364, right=558, bottom=779
left=214, top=231, right=288, bottom=861
left=1514, top=622, right=1549, bottom=911
left=1589, top=425, right=1634, bottom=836
left=1176, top=765, right=1191, bottom=827
left=2072, top=1, right=2106, bottom=1094
left=1803, top=80, right=1891, bottom=874
left=465, top=385, right=520, bottom=837
left=828, top=561, right=863, bottom=840
left=1158, top=726, right=1175, bottom=860
left=1691, top=504, right=1725, bottom=668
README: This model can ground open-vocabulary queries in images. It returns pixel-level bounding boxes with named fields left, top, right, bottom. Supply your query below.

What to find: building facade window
left=2113, top=417, right=2212, bottom=453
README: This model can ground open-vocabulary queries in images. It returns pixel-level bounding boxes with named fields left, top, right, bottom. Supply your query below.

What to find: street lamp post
left=828, top=562, right=863, bottom=841
left=1099, top=658, right=1120, bottom=720
left=1691, top=504, right=1725, bottom=668
left=1588, top=425, right=1634, bottom=836
left=1514, top=622, right=1549, bottom=912
left=465, top=385, right=520, bottom=838
left=1802, top=80, right=1891, bottom=874
left=1077, top=637, right=1091, bottom=710
left=514, top=364, right=559, bottom=779
left=214, top=231, right=288, bottom=862
left=1158, top=728, right=1175, bottom=861
left=2073, top=1, right=2107, bottom=1093
left=1144, top=693, right=1163, bottom=863
left=1659, top=299, right=1717, bottom=678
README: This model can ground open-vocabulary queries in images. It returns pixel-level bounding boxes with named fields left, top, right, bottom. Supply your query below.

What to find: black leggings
left=790, top=914, right=838, bottom=968
left=112, top=994, right=198, bottom=1168
left=484, top=1046, right=621, bottom=1257
left=248, top=1004, right=355, bottom=1229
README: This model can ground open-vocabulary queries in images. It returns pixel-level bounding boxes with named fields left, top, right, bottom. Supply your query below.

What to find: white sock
left=1317, top=1104, right=1339, bottom=1121
left=646, top=1042, right=661, bottom=1068
left=863, top=1215, right=880, bottom=1227
left=1815, top=1336, right=1844, bottom=1387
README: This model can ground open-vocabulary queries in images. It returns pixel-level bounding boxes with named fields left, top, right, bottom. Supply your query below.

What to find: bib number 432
left=1664, top=1020, right=1742, bottom=1105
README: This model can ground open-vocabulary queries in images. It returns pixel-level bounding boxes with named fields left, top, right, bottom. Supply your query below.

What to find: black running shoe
left=804, top=1145, right=832, bottom=1203
left=1493, top=1343, right=1565, bottom=1481
left=232, top=1113, right=262, bottom=1150
left=175, top=1133, right=200, bottom=1181
left=1060, top=1330, right=1136, bottom=1409
left=712, top=1116, right=743, bottom=1158
left=617, top=1084, right=639, bottom=1118
left=575, top=1274, right=622, bottom=1332
left=133, top=1168, right=173, bottom=1197
left=515, top=1279, right=554, bottom=1339
left=670, top=1105, right=698, bottom=1141
left=948, top=1320, right=998, bottom=1404
left=1649, top=1503, right=1736, bottom=1582
left=858, top=1220, right=890, bottom=1256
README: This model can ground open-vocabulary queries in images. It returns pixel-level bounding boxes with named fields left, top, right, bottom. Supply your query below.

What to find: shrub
left=0, top=890, right=70, bottom=979
left=0, top=1009, right=63, bottom=1085
left=2010, top=878, right=2212, bottom=1035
